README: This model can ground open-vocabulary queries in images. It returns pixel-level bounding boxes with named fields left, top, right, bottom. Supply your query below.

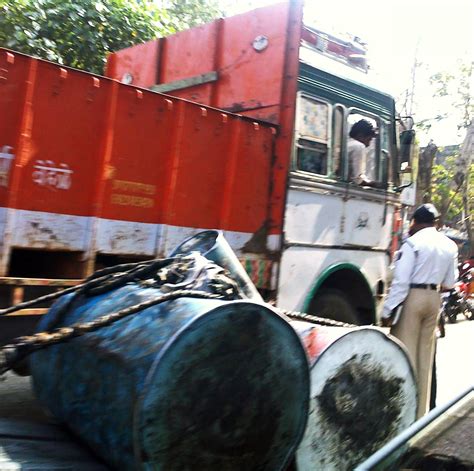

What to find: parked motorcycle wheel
left=438, top=312, right=446, bottom=338
left=445, top=305, right=458, bottom=324
left=464, top=299, right=474, bottom=321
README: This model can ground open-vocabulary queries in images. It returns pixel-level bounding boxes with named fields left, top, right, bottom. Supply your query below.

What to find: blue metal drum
left=29, top=282, right=309, bottom=470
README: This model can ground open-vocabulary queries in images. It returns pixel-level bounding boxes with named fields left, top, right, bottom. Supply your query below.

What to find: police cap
left=412, top=204, right=439, bottom=223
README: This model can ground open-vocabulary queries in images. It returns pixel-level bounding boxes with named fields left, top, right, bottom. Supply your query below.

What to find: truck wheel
left=311, top=288, right=360, bottom=325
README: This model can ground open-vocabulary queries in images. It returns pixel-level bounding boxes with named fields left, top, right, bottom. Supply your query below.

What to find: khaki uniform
left=382, top=227, right=458, bottom=418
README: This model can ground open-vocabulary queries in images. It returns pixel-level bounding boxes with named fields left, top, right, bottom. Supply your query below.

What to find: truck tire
left=312, top=288, right=360, bottom=325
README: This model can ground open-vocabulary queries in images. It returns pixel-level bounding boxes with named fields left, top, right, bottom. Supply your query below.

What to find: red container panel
left=105, top=41, right=160, bottom=89
left=106, top=3, right=292, bottom=123
left=157, top=22, right=220, bottom=105
left=0, top=47, right=278, bottom=272
left=0, top=51, right=31, bottom=207
left=213, top=3, right=289, bottom=116
left=106, top=2, right=304, bottom=239
left=220, top=123, right=274, bottom=233
left=99, top=86, right=176, bottom=224
left=164, top=103, right=239, bottom=229
left=12, top=60, right=111, bottom=216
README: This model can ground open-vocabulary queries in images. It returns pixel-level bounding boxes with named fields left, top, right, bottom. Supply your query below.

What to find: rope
left=0, top=258, right=178, bottom=317
left=0, top=289, right=222, bottom=376
left=277, top=308, right=357, bottom=328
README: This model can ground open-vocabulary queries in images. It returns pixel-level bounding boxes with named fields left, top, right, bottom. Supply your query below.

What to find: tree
left=430, top=155, right=464, bottom=226
left=416, top=141, right=437, bottom=206
left=430, top=62, right=473, bottom=130
left=163, top=0, right=222, bottom=30
left=458, top=123, right=474, bottom=250
left=429, top=64, right=473, bottom=250
left=413, top=62, right=473, bottom=251
left=0, top=0, right=222, bottom=74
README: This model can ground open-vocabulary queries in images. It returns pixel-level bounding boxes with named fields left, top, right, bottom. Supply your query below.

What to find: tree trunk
left=462, top=171, right=473, bottom=252
left=416, top=141, right=437, bottom=206
left=460, top=123, right=473, bottom=254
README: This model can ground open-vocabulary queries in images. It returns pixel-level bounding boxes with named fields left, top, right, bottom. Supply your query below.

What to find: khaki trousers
left=390, top=288, right=440, bottom=418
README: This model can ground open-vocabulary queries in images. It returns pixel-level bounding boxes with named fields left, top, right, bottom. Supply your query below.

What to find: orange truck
left=0, top=1, right=416, bottom=337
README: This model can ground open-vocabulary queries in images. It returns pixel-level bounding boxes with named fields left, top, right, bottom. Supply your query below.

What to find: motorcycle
left=463, top=272, right=474, bottom=321
left=442, top=270, right=474, bottom=323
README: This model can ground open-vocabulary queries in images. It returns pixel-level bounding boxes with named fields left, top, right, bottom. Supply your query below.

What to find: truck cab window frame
left=293, top=93, right=332, bottom=177
left=345, top=109, right=382, bottom=184
left=332, top=104, right=346, bottom=179
left=379, top=120, right=392, bottom=184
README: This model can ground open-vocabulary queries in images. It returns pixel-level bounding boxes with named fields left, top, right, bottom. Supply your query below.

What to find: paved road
left=435, top=317, right=474, bottom=407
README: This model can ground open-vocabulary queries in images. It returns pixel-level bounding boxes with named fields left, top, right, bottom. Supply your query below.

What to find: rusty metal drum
left=29, top=284, right=309, bottom=470
left=291, top=322, right=417, bottom=471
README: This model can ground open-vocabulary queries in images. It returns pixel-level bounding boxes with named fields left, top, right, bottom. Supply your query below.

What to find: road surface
left=435, top=317, right=474, bottom=406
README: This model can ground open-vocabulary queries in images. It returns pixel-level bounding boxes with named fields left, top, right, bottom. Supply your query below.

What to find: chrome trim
left=284, top=241, right=389, bottom=253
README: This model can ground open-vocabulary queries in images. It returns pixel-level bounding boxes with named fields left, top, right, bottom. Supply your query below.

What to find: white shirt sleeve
left=348, top=144, right=367, bottom=184
left=382, top=242, right=416, bottom=318
left=441, top=249, right=459, bottom=289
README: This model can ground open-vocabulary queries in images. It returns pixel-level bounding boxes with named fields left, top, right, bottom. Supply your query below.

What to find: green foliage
left=165, top=0, right=222, bottom=29
left=431, top=154, right=473, bottom=225
left=414, top=62, right=473, bottom=136
left=0, top=0, right=222, bottom=74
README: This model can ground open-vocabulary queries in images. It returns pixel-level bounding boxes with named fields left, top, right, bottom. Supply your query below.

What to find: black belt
left=410, top=283, right=439, bottom=291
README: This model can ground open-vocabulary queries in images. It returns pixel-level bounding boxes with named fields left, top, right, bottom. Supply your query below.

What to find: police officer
left=382, top=204, right=458, bottom=418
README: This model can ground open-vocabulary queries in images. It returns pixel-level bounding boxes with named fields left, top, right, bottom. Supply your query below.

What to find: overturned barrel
left=170, top=230, right=263, bottom=301
left=29, top=283, right=309, bottom=470
left=292, top=322, right=417, bottom=471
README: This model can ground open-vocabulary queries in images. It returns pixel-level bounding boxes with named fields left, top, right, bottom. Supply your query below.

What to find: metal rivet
left=136, top=90, right=143, bottom=99
left=201, top=107, right=207, bottom=117
left=221, top=114, right=228, bottom=123
left=92, top=77, right=100, bottom=88
left=59, top=68, right=68, bottom=79
left=252, top=35, right=269, bottom=52
left=165, top=99, right=173, bottom=111
left=122, top=72, right=133, bottom=84
left=6, top=52, right=14, bottom=64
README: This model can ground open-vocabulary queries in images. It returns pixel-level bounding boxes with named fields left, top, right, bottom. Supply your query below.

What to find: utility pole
left=408, top=40, right=421, bottom=117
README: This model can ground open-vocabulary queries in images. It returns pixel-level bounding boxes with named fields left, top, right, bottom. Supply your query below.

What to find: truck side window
left=346, top=112, right=380, bottom=183
left=332, top=105, right=344, bottom=178
left=295, top=95, right=331, bottom=176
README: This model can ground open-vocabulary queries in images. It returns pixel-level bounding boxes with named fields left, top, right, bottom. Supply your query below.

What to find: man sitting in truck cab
left=347, top=119, right=383, bottom=188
